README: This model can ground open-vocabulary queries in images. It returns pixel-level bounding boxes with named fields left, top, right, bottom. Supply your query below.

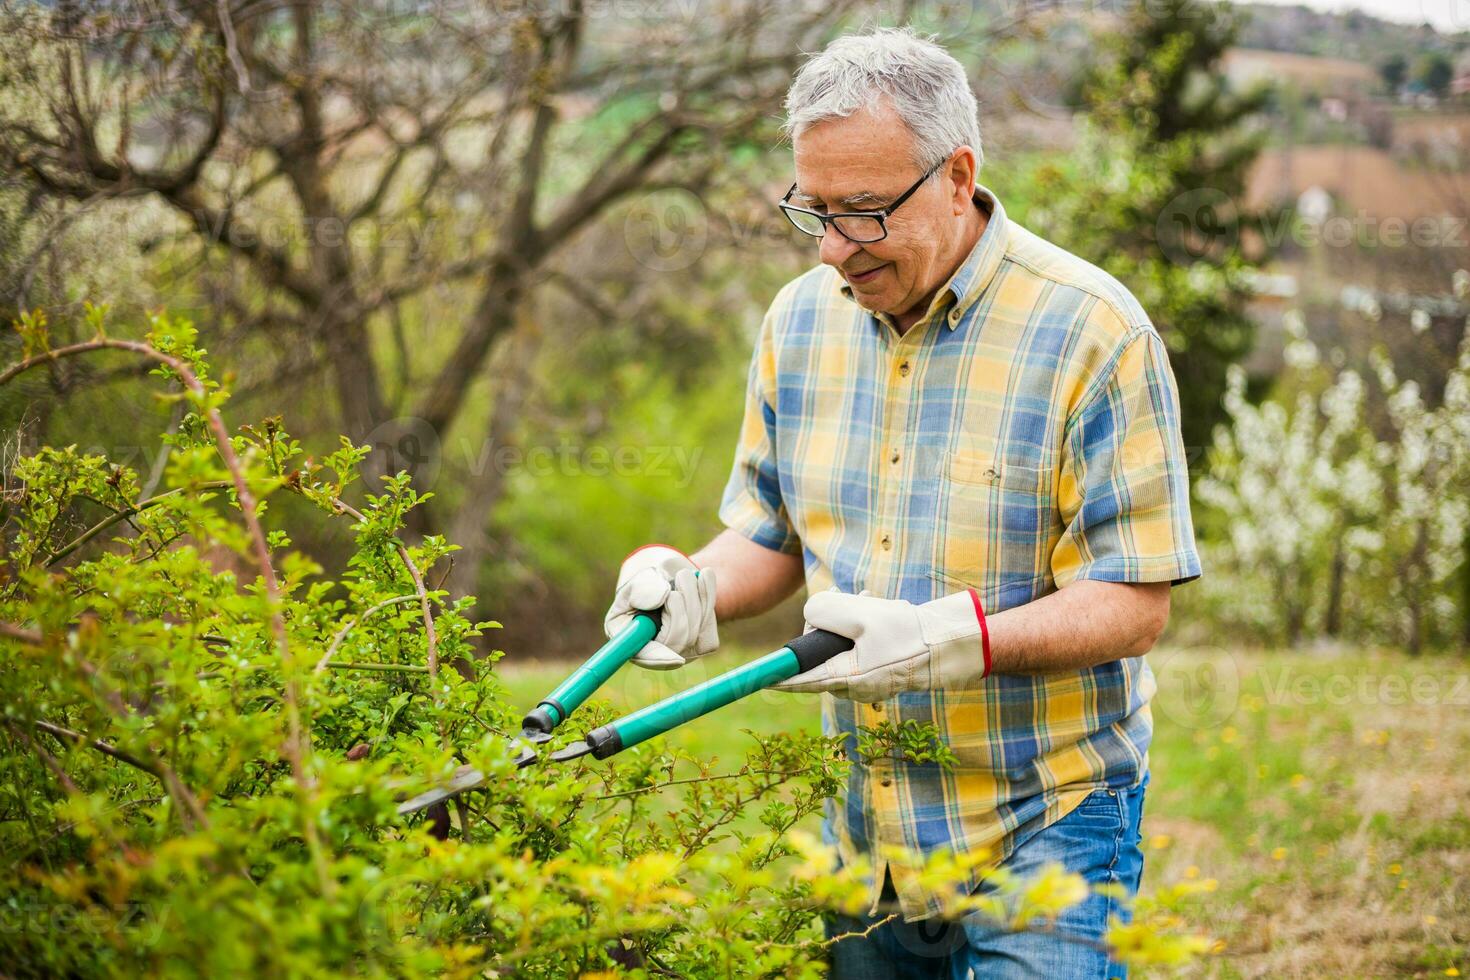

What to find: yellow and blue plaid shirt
left=718, top=184, right=1200, bottom=920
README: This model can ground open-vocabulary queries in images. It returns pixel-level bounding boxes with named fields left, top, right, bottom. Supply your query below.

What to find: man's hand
left=603, top=545, right=718, bottom=670
left=774, top=589, right=987, bottom=701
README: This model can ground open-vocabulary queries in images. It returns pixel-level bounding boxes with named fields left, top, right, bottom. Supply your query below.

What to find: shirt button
left=889, top=451, right=900, bottom=465
left=880, top=777, right=893, bottom=788
left=898, top=361, right=911, bottom=377
left=880, top=534, right=892, bottom=551
left=871, top=702, right=883, bottom=711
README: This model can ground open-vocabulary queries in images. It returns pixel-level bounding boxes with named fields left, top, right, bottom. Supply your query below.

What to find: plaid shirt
left=718, top=184, right=1201, bottom=921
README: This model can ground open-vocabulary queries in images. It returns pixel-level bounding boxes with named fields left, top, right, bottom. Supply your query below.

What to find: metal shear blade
left=395, top=733, right=540, bottom=815
left=547, top=740, right=593, bottom=763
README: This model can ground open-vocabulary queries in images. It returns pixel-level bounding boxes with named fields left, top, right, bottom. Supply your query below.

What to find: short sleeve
left=717, top=307, right=802, bottom=555
left=1051, top=328, right=1201, bottom=589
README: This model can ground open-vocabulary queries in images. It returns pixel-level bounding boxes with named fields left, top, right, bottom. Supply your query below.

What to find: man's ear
left=946, top=146, right=979, bottom=215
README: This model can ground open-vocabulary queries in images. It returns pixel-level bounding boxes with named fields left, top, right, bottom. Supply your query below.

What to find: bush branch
left=314, top=594, right=421, bottom=673
left=0, top=337, right=331, bottom=893
left=44, top=480, right=233, bottom=566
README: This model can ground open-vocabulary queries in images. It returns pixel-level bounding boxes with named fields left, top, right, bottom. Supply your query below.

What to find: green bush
left=0, top=308, right=1209, bottom=976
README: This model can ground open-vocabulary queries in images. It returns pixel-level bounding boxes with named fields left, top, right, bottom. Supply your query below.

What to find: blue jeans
left=827, top=772, right=1149, bottom=979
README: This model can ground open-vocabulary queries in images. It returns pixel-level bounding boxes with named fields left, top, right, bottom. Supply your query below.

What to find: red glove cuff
left=967, top=588, right=991, bottom=679
left=623, top=542, right=695, bottom=565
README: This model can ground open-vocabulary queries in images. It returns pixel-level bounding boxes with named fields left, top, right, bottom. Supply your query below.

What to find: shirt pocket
left=929, top=450, right=1056, bottom=610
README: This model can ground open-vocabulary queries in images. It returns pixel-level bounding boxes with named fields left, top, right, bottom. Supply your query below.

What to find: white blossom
left=1194, top=298, right=1470, bottom=650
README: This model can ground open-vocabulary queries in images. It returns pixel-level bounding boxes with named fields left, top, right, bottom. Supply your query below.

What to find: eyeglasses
left=778, top=158, right=945, bottom=244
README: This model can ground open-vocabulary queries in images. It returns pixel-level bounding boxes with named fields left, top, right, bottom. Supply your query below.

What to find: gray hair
left=783, top=27, right=983, bottom=172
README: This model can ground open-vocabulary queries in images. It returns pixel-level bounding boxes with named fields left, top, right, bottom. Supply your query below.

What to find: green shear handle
left=522, top=608, right=661, bottom=735
left=561, top=628, right=854, bottom=761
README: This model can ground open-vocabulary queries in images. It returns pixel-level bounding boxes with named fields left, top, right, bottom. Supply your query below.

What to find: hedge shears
left=396, top=614, right=853, bottom=815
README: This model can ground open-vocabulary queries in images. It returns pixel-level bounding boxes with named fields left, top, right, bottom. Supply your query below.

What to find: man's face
left=791, top=104, right=964, bottom=317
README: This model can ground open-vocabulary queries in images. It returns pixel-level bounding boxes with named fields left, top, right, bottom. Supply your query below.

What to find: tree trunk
left=442, top=314, right=543, bottom=618
left=1461, top=525, right=1470, bottom=653
left=322, top=323, right=405, bottom=500
left=1406, top=520, right=1429, bottom=656
left=416, top=267, right=524, bottom=438
left=1325, top=536, right=1345, bottom=638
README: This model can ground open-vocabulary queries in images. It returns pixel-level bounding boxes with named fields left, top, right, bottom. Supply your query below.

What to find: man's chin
left=853, top=286, right=899, bottom=312
left=846, top=277, right=888, bottom=301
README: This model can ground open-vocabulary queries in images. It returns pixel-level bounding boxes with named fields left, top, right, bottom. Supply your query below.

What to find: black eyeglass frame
left=777, top=157, right=947, bottom=244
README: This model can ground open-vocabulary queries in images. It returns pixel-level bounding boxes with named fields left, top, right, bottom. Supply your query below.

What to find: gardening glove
left=603, top=544, right=719, bottom=670
left=773, top=588, right=989, bottom=702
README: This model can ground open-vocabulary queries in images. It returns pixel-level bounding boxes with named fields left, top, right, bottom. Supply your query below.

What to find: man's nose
left=818, top=225, right=861, bottom=268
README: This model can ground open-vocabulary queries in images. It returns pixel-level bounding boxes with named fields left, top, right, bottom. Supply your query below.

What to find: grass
left=499, top=646, right=1470, bottom=978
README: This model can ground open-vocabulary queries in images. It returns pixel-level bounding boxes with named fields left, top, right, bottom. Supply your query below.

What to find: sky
left=1243, top=0, right=1470, bottom=34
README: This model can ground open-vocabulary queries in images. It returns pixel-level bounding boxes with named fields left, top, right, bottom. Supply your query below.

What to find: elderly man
left=603, top=27, right=1200, bottom=979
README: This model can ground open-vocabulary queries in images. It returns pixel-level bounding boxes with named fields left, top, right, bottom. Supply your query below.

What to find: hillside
left=1234, top=2, right=1465, bottom=62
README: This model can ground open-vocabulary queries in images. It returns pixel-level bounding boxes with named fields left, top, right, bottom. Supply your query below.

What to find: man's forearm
left=690, top=528, right=805, bottom=622
left=679, top=528, right=1168, bottom=672
left=986, top=580, right=1171, bottom=674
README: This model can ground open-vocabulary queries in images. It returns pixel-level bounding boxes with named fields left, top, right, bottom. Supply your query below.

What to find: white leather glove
left=603, top=545, right=718, bottom=670
left=773, top=588, right=989, bottom=701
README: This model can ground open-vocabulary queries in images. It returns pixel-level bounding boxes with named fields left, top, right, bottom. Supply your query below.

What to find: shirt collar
left=838, top=183, right=1009, bottom=332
